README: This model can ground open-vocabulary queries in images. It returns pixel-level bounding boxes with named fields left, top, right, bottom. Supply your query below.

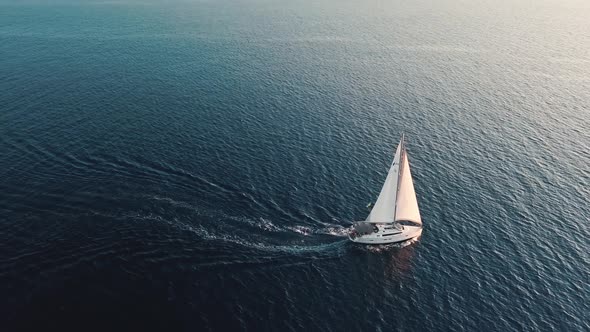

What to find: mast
left=392, top=133, right=405, bottom=222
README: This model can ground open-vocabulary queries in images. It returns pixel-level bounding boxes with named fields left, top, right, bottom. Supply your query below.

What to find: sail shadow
left=354, top=237, right=421, bottom=280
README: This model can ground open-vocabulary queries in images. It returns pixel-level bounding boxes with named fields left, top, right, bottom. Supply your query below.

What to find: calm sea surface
left=1, top=0, right=589, bottom=331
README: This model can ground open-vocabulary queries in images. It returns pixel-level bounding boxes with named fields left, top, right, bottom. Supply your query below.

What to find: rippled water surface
left=1, top=0, right=589, bottom=331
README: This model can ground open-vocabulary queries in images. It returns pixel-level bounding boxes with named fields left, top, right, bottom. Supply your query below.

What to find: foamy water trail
left=178, top=222, right=348, bottom=256
left=148, top=194, right=351, bottom=237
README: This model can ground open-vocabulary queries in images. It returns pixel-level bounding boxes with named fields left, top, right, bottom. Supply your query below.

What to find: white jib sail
left=366, top=144, right=402, bottom=223
left=394, top=151, right=422, bottom=225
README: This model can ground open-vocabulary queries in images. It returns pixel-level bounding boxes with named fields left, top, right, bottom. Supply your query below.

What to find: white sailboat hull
left=348, top=225, right=422, bottom=244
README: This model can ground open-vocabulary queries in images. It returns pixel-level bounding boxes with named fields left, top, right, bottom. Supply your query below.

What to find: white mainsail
left=366, top=144, right=402, bottom=223
left=394, top=150, right=422, bottom=225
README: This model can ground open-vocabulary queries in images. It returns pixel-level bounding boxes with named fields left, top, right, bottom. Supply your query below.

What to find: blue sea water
left=1, top=0, right=589, bottom=330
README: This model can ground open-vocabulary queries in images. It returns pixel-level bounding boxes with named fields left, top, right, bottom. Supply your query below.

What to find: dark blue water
left=1, top=0, right=589, bottom=331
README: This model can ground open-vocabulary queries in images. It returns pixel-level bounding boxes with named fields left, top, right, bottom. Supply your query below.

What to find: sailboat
left=349, top=134, right=423, bottom=244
